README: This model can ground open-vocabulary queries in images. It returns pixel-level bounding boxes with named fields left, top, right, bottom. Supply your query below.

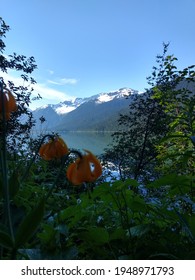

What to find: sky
left=1, top=0, right=195, bottom=109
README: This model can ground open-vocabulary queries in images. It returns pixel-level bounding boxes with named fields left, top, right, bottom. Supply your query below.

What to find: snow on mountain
left=51, top=97, right=94, bottom=115
left=33, top=87, right=136, bottom=116
left=95, top=88, right=136, bottom=104
left=53, top=100, right=78, bottom=115
left=32, top=87, right=139, bottom=130
left=55, top=105, right=76, bottom=115
left=96, top=93, right=114, bottom=103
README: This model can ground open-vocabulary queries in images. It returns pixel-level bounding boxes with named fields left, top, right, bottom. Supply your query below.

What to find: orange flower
left=0, top=89, right=17, bottom=120
left=67, top=149, right=102, bottom=185
left=39, top=137, right=69, bottom=160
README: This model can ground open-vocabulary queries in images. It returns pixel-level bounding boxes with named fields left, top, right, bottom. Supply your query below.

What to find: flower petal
left=84, top=150, right=102, bottom=179
left=67, top=150, right=102, bottom=185
left=7, top=90, right=17, bottom=112
left=39, top=137, right=69, bottom=160
left=67, top=160, right=84, bottom=185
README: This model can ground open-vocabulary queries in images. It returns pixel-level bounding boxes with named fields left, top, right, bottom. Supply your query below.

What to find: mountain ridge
left=32, top=87, right=139, bottom=132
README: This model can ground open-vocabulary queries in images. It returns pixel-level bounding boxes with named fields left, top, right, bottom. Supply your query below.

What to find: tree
left=103, top=43, right=195, bottom=182
left=102, top=90, right=168, bottom=182
left=0, top=17, right=39, bottom=154
left=147, top=43, right=195, bottom=175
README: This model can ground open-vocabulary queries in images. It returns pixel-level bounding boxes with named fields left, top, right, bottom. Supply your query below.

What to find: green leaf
left=15, top=198, right=45, bottom=248
left=174, top=209, right=195, bottom=242
left=126, top=178, right=139, bottom=188
left=92, top=183, right=111, bottom=196
left=59, top=205, right=77, bottom=220
left=187, top=215, right=195, bottom=237
left=129, top=224, right=150, bottom=237
left=147, top=174, right=191, bottom=189
left=9, top=171, right=20, bottom=198
left=112, top=179, right=139, bottom=191
left=0, top=171, right=20, bottom=199
left=80, top=227, right=109, bottom=245
left=0, top=230, right=14, bottom=249
left=130, top=196, right=147, bottom=212
left=109, top=228, right=126, bottom=241
left=37, top=224, right=56, bottom=244
left=160, top=134, right=188, bottom=142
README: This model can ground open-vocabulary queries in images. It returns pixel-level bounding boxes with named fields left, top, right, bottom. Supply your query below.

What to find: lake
left=60, top=131, right=113, bottom=155
left=31, top=131, right=114, bottom=155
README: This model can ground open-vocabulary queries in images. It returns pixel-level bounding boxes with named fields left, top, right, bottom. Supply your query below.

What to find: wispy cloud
left=47, top=69, right=54, bottom=75
left=47, top=80, right=62, bottom=86
left=60, top=78, right=78, bottom=85
left=34, top=83, right=71, bottom=101
left=0, top=72, right=75, bottom=109
left=1, top=71, right=29, bottom=88
left=47, top=77, right=78, bottom=86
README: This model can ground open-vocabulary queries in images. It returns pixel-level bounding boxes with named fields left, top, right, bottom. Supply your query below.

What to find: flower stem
left=45, top=154, right=69, bottom=200
left=21, top=134, right=55, bottom=182
left=0, top=82, right=14, bottom=243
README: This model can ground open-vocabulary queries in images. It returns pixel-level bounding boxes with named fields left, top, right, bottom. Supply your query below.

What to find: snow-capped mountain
left=52, top=96, right=95, bottom=115
left=32, top=87, right=139, bottom=131
left=95, top=88, right=133, bottom=104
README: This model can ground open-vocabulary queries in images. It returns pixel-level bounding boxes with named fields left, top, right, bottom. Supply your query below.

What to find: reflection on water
left=60, top=131, right=113, bottom=155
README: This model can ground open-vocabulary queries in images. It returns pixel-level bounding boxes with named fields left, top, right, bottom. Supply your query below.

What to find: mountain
left=32, top=87, right=139, bottom=132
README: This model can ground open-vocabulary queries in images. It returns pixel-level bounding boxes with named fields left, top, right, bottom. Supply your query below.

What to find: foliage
left=102, top=84, right=168, bottom=182
left=103, top=43, right=195, bottom=182
left=10, top=178, right=195, bottom=260
left=0, top=16, right=40, bottom=154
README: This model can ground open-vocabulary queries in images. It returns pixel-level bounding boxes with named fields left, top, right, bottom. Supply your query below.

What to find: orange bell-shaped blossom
left=39, top=137, right=69, bottom=160
left=67, top=149, right=102, bottom=185
left=0, top=89, right=17, bottom=120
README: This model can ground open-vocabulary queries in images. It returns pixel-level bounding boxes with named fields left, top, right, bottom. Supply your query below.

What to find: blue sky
left=1, top=0, right=195, bottom=109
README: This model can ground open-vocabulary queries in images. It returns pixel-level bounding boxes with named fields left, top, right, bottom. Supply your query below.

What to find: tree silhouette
left=0, top=17, right=40, bottom=154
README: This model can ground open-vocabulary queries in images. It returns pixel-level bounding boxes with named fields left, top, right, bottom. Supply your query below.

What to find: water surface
left=60, top=131, right=113, bottom=155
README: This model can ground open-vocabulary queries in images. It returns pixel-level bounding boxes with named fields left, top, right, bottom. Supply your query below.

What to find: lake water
left=60, top=131, right=113, bottom=155
left=32, top=131, right=114, bottom=155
